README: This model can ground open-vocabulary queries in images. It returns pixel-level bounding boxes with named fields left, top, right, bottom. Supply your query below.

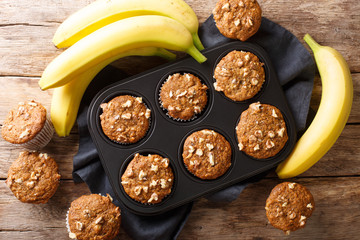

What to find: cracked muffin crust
left=213, top=0, right=262, bottom=41
left=5, top=151, right=61, bottom=203
left=214, top=50, right=265, bottom=101
left=1, top=100, right=53, bottom=149
left=121, top=153, right=174, bottom=204
left=236, top=102, right=288, bottom=159
left=265, top=182, right=315, bottom=234
left=67, top=194, right=121, bottom=240
left=100, top=95, right=151, bottom=144
left=182, top=129, right=232, bottom=180
left=160, top=73, right=208, bottom=120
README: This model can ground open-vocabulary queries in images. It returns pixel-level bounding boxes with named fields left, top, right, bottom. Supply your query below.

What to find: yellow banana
left=53, top=0, right=204, bottom=50
left=276, top=34, right=353, bottom=179
left=39, top=15, right=207, bottom=90
left=51, top=47, right=176, bottom=137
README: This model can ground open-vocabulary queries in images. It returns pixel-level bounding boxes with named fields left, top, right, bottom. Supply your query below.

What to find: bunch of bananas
left=40, top=0, right=207, bottom=137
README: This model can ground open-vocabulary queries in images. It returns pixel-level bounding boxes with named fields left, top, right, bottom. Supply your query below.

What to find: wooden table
left=1, top=0, right=359, bottom=239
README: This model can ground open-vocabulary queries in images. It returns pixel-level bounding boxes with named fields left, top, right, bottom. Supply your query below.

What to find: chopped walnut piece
left=122, top=100, right=132, bottom=108
left=196, top=149, right=203, bottom=156
left=121, top=113, right=132, bottom=119
left=94, top=216, right=103, bottom=225
left=238, top=142, right=244, bottom=150
left=148, top=193, right=158, bottom=203
left=268, top=131, right=275, bottom=138
left=277, top=128, right=285, bottom=137
left=307, top=203, right=313, bottom=209
left=75, top=221, right=83, bottom=231
left=254, top=144, right=260, bottom=151
left=266, top=140, right=275, bottom=149
left=160, top=179, right=167, bottom=189
left=150, top=180, right=158, bottom=188
left=208, top=152, right=215, bottom=166
left=145, top=109, right=151, bottom=119
left=69, top=232, right=77, bottom=239
left=134, top=186, right=142, bottom=196
left=288, top=182, right=295, bottom=189
left=150, top=164, right=158, bottom=172
left=138, top=170, right=147, bottom=180
left=272, top=109, right=278, bottom=118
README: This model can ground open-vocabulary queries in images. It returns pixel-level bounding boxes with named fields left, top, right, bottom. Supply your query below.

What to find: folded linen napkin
left=73, top=16, right=315, bottom=239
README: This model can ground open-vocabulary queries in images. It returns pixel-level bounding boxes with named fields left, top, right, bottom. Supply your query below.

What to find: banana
left=276, top=34, right=353, bottom=179
left=39, top=15, right=207, bottom=90
left=51, top=47, right=176, bottom=137
left=53, top=0, right=204, bottom=50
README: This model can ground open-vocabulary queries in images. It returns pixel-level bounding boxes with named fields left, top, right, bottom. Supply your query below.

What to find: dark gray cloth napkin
left=73, top=16, right=314, bottom=239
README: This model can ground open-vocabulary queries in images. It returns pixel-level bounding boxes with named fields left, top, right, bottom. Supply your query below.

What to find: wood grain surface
left=0, top=0, right=359, bottom=239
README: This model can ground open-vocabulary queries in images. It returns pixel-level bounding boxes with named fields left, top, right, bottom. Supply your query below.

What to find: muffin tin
left=87, top=41, right=297, bottom=215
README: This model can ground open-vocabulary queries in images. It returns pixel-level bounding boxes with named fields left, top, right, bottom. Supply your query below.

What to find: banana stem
left=192, top=33, right=205, bottom=51
left=304, top=34, right=321, bottom=52
left=187, top=45, right=207, bottom=63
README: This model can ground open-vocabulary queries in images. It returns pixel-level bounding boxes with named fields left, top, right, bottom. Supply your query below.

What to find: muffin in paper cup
left=1, top=100, right=54, bottom=150
left=66, top=194, right=121, bottom=240
left=159, top=73, right=208, bottom=121
left=99, top=95, right=151, bottom=145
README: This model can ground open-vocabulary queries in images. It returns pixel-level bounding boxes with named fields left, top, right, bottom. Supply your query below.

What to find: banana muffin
left=100, top=95, right=151, bottom=144
left=182, top=129, right=232, bottom=180
left=1, top=100, right=54, bottom=150
left=214, top=50, right=265, bottom=101
left=213, top=0, right=262, bottom=41
left=236, top=102, right=288, bottom=159
left=160, top=73, right=208, bottom=120
left=67, top=194, right=121, bottom=240
left=265, top=182, right=315, bottom=234
left=121, top=153, right=174, bottom=204
left=5, top=151, right=61, bottom=203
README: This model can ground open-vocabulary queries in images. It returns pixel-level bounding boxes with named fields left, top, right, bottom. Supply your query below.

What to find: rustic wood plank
left=1, top=178, right=359, bottom=239
left=179, top=177, right=360, bottom=240
left=0, top=0, right=359, bottom=77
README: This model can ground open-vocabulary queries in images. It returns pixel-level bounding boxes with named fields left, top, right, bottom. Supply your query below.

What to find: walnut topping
left=176, top=90, right=187, bottom=98
left=95, top=216, right=104, bottom=225
left=150, top=180, right=158, bottom=188
left=160, top=179, right=167, bottom=189
left=75, top=221, right=83, bottom=231
left=288, top=182, right=295, bottom=189
left=299, top=215, right=307, bottom=222
left=238, top=142, right=244, bottom=150
left=289, top=211, right=296, bottom=220
left=150, top=164, right=158, bottom=172
left=69, top=232, right=77, bottom=239
left=214, top=82, right=223, bottom=91
left=282, top=202, right=288, bottom=207
left=234, top=19, right=240, bottom=26
left=250, top=102, right=261, bottom=111
left=272, top=109, right=278, bottom=118
left=169, top=90, right=173, bottom=98
left=194, top=106, right=201, bottom=113
left=248, top=18, right=254, bottom=26
left=121, top=181, right=128, bottom=185
left=249, top=135, right=257, bottom=142
left=222, top=2, right=230, bottom=10
left=121, top=113, right=132, bottom=119
left=28, top=101, right=37, bottom=107
left=168, top=105, right=174, bottom=111
left=307, top=203, right=313, bottom=209
left=26, top=181, right=35, bottom=188
left=15, top=178, right=23, bottom=184
left=83, top=209, right=90, bottom=218
left=244, top=54, right=250, bottom=61
left=19, top=128, right=31, bottom=139
left=122, top=100, right=132, bottom=108
left=148, top=193, right=158, bottom=203
left=188, top=145, right=195, bottom=153
left=134, top=186, right=142, bottom=196
left=254, top=130, right=263, bottom=137
left=126, top=168, right=133, bottom=177
left=114, top=115, right=120, bottom=120
left=285, top=230, right=291, bottom=235
left=143, top=186, right=148, bottom=193
left=138, top=170, right=147, bottom=180
left=168, top=178, right=172, bottom=182
left=39, top=153, right=49, bottom=159
left=250, top=78, right=258, bottom=85
left=185, top=74, right=191, bottom=80
left=254, top=144, right=260, bottom=151
left=107, top=194, right=113, bottom=202
left=195, top=149, right=203, bottom=156
left=268, top=131, right=275, bottom=138
left=266, top=140, right=275, bottom=149
left=135, top=97, right=143, bottom=103
left=277, top=128, right=285, bottom=137
left=145, top=109, right=151, bottom=119
left=30, top=171, right=40, bottom=180
left=206, top=143, right=214, bottom=151
left=162, top=158, right=169, bottom=168
left=208, top=152, right=215, bottom=166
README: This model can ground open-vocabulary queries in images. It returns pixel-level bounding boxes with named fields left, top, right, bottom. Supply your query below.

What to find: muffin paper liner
left=20, top=115, right=54, bottom=150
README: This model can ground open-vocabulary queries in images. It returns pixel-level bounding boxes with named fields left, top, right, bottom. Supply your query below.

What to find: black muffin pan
left=87, top=41, right=297, bottom=215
